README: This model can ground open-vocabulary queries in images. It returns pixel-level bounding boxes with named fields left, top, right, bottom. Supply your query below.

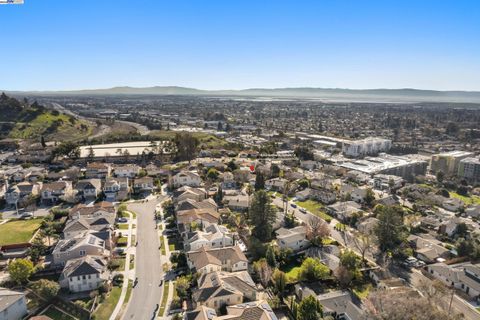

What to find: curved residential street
left=123, top=196, right=166, bottom=320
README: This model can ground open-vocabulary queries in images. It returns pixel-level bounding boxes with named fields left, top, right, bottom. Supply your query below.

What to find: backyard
left=41, top=305, right=75, bottom=320
left=450, top=191, right=480, bottom=205
left=0, top=218, right=43, bottom=245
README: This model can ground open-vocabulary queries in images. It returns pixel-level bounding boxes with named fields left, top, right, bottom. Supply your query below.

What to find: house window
left=79, top=250, right=86, bottom=256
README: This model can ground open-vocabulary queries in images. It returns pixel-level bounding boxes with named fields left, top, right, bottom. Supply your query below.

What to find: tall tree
left=254, top=172, right=265, bottom=191
left=8, top=259, right=34, bottom=285
left=296, top=295, right=323, bottom=320
left=271, top=269, right=286, bottom=295
left=173, top=132, right=199, bottom=162
left=374, top=205, right=407, bottom=253
left=249, top=190, right=277, bottom=241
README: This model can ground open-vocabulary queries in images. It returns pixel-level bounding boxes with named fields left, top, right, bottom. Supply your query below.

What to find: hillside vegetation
left=0, top=92, right=92, bottom=141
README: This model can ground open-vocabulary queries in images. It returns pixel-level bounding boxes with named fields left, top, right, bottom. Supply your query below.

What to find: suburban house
left=373, top=174, right=404, bottom=190
left=69, top=202, right=116, bottom=220
left=326, top=201, right=363, bottom=223
left=407, top=235, right=451, bottom=263
left=265, top=178, right=287, bottom=191
left=340, top=184, right=367, bottom=203
left=192, top=271, right=258, bottom=311
left=59, top=256, right=109, bottom=293
left=0, top=288, right=28, bottom=320
left=295, top=188, right=336, bottom=204
left=223, top=194, right=249, bottom=212
left=41, top=181, right=73, bottom=204
left=187, top=246, right=248, bottom=274
left=220, top=172, right=236, bottom=189
left=173, top=186, right=207, bottom=204
left=63, top=215, right=114, bottom=240
left=133, top=177, right=155, bottom=195
left=4, top=181, right=41, bottom=206
left=172, top=171, right=202, bottom=188
left=185, top=300, right=277, bottom=320
left=427, top=262, right=480, bottom=301
left=177, top=208, right=220, bottom=234
left=85, top=162, right=111, bottom=179
left=75, top=179, right=102, bottom=201
left=295, top=286, right=365, bottom=320
left=176, top=198, right=218, bottom=212
left=275, top=226, right=310, bottom=252
left=103, top=177, right=129, bottom=202
left=113, top=164, right=141, bottom=178
left=52, top=233, right=110, bottom=266
left=184, top=224, right=234, bottom=251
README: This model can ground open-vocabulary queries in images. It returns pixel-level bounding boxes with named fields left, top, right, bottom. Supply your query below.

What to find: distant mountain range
left=5, top=86, right=480, bottom=103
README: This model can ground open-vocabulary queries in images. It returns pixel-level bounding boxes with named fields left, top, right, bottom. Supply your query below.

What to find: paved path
left=110, top=211, right=134, bottom=320
left=122, top=196, right=166, bottom=320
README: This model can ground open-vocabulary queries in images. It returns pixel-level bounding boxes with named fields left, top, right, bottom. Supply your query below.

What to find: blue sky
left=1, top=0, right=479, bottom=91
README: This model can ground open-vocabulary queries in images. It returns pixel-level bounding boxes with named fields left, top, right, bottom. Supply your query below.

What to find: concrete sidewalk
left=109, top=210, right=135, bottom=320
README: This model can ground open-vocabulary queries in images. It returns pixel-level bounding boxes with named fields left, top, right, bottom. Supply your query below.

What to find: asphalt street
left=123, top=196, right=166, bottom=320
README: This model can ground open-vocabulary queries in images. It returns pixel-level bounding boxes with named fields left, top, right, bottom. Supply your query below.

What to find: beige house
left=52, top=233, right=110, bottom=266
left=187, top=246, right=248, bottom=274
left=59, top=256, right=109, bottom=293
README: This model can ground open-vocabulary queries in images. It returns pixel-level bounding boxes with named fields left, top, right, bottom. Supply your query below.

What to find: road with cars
left=123, top=196, right=166, bottom=320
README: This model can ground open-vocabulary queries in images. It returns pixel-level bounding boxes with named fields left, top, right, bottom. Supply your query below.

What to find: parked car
left=299, top=208, right=307, bottom=214
left=117, top=217, right=128, bottom=223
left=290, top=203, right=297, bottom=208
left=20, top=212, right=34, bottom=220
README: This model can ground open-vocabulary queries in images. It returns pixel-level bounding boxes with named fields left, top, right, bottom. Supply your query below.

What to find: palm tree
left=41, top=227, right=56, bottom=246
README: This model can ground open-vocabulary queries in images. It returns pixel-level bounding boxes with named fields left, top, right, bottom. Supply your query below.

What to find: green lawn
left=93, top=286, right=122, bottom=320
left=450, top=192, right=480, bottom=205
left=129, top=255, right=135, bottom=269
left=0, top=218, right=42, bottom=245
left=353, top=283, right=372, bottom=300
left=158, top=281, right=170, bottom=316
left=117, top=236, right=128, bottom=246
left=296, top=200, right=333, bottom=222
left=117, top=223, right=129, bottom=230
left=42, top=305, right=75, bottom=320
left=160, top=236, right=166, bottom=255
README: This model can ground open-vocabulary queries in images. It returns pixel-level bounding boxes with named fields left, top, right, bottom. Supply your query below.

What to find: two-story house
left=172, top=171, right=202, bottom=188
left=4, top=182, right=41, bottom=207
left=41, top=181, right=73, bottom=205
left=52, top=233, right=110, bottom=266
left=187, top=246, right=248, bottom=275
left=103, top=177, right=129, bottom=202
left=59, top=256, right=109, bottom=293
left=113, top=164, right=141, bottom=178
left=75, top=179, right=102, bottom=201
left=85, top=162, right=111, bottom=179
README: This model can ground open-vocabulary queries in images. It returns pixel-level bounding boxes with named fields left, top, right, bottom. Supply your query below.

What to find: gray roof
left=0, top=288, right=25, bottom=312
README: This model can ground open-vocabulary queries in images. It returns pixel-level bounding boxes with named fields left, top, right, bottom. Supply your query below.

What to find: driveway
left=123, top=195, right=166, bottom=320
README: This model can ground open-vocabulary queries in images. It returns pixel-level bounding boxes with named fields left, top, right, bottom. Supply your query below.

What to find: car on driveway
left=290, top=203, right=297, bottom=208
left=299, top=208, right=307, bottom=214
left=117, top=217, right=128, bottom=223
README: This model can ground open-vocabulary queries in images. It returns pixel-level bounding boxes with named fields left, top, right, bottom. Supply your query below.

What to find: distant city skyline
left=1, top=0, right=479, bottom=91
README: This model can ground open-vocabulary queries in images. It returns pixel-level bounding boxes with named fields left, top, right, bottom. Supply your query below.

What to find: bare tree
left=351, top=231, right=375, bottom=265
left=306, top=216, right=330, bottom=246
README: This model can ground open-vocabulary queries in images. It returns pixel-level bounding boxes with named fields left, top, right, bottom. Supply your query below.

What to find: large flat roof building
left=430, top=150, right=474, bottom=176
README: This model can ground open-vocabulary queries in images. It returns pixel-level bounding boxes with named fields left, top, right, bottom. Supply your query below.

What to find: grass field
left=117, top=223, right=129, bottom=230
left=296, top=200, right=333, bottom=222
left=353, top=283, right=372, bottom=300
left=129, top=255, right=135, bottom=269
left=9, top=112, right=92, bottom=141
left=42, top=305, right=75, bottom=320
left=93, top=286, right=122, bottom=320
left=0, top=219, right=42, bottom=245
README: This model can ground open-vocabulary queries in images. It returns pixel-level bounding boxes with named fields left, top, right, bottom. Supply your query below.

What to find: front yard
left=0, top=218, right=43, bottom=245
left=93, top=286, right=122, bottom=320
left=296, top=200, right=333, bottom=222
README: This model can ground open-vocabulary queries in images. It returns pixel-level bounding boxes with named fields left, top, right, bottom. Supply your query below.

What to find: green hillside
left=0, top=92, right=92, bottom=141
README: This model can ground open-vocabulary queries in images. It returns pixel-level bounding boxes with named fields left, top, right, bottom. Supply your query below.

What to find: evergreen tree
left=255, top=172, right=265, bottom=191
left=249, top=190, right=276, bottom=241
